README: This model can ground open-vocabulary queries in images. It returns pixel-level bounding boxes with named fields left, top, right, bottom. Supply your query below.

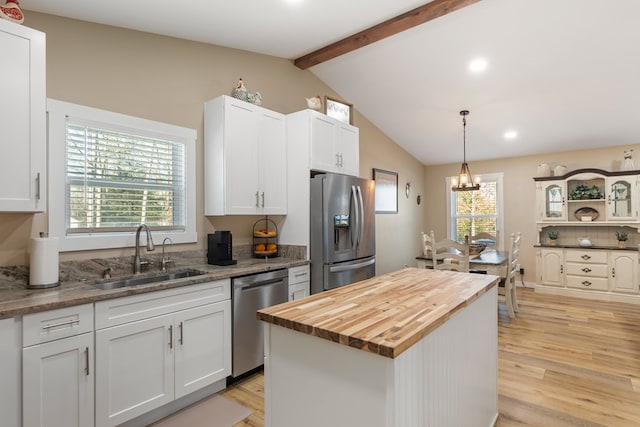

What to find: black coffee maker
left=207, top=231, right=237, bottom=266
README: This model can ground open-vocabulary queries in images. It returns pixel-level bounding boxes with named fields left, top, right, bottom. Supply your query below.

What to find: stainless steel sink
left=94, top=269, right=207, bottom=290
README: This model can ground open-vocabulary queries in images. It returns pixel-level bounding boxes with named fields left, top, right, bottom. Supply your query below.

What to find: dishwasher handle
left=236, top=277, right=287, bottom=290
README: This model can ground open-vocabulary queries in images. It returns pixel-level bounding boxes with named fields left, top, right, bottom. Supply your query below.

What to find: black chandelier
left=452, top=110, right=480, bottom=191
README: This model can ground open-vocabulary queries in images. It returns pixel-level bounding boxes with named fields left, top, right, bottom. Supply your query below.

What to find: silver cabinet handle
left=255, top=192, right=259, bottom=208
left=179, top=321, right=184, bottom=345
left=168, top=325, right=173, bottom=349
left=261, top=192, right=265, bottom=208
left=335, top=153, right=340, bottom=167
left=581, top=254, right=591, bottom=260
left=582, top=280, right=592, bottom=286
left=42, top=319, right=80, bottom=330
left=582, top=267, right=592, bottom=273
left=612, top=267, right=616, bottom=278
left=85, top=347, right=90, bottom=376
left=35, top=172, right=41, bottom=200
left=560, top=265, right=563, bottom=274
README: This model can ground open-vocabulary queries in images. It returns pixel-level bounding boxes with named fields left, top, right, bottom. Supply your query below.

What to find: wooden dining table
left=416, top=250, right=509, bottom=278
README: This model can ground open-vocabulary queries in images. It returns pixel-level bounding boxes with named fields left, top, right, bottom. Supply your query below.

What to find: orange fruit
left=255, top=244, right=266, bottom=251
left=267, top=243, right=277, bottom=251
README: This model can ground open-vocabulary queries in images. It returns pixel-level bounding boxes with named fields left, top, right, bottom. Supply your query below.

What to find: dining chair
left=500, top=232, right=521, bottom=318
left=421, top=230, right=436, bottom=258
left=432, top=231, right=469, bottom=273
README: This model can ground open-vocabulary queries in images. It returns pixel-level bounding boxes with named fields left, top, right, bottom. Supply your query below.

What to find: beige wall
left=424, top=144, right=640, bottom=282
left=0, top=12, right=424, bottom=274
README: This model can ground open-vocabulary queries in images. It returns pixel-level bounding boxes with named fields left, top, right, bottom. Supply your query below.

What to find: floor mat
left=150, top=394, right=253, bottom=427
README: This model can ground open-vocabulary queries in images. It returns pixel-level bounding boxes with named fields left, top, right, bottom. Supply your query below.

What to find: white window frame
left=47, top=99, right=197, bottom=252
left=446, top=172, right=504, bottom=250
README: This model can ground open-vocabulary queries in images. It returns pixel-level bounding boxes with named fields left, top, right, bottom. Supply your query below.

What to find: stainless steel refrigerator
left=310, top=173, right=376, bottom=294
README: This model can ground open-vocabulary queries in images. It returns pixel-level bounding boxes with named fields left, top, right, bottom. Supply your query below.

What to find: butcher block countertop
left=258, top=267, right=499, bottom=359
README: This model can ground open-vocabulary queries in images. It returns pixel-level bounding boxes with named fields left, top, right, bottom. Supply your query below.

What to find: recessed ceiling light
left=504, top=130, right=518, bottom=139
left=469, top=58, right=488, bottom=73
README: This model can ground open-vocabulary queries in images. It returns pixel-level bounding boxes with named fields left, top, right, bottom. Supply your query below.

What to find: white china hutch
left=535, top=168, right=640, bottom=303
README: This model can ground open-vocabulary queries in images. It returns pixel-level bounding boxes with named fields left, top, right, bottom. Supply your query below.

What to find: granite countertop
left=0, top=256, right=308, bottom=318
left=257, top=267, right=498, bottom=359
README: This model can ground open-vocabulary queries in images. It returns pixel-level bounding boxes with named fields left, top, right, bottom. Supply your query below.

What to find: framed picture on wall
left=324, top=96, right=353, bottom=125
left=373, top=168, right=398, bottom=214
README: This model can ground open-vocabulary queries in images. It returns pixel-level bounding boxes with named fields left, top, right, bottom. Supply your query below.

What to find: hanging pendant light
left=452, top=110, right=480, bottom=191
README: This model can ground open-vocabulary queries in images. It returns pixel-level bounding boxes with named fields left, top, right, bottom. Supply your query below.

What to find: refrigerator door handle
left=356, top=185, right=365, bottom=249
left=351, top=185, right=360, bottom=248
left=329, top=257, right=376, bottom=273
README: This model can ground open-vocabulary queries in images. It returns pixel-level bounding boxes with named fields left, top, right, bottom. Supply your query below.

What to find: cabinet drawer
left=23, top=303, right=93, bottom=347
left=95, top=279, right=230, bottom=329
left=565, top=250, right=607, bottom=263
left=566, top=276, right=609, bottom=291
left=288, top=265, right=310, bottom=285
left=565, top=262, right=608, bottom=277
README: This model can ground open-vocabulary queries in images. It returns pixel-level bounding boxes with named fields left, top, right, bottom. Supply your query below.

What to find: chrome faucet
left=161, top=237, right=174, bottom=272
left=133, top=224, right=155, bottom=274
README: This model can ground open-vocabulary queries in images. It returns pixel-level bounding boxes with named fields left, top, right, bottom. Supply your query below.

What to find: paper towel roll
left=29, top=236, right=59, bottom=288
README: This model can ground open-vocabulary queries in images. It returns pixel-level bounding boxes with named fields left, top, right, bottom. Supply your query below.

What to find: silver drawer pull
left=581, top=254, right=591, bottom=260
left=582, top=280, right=592, bottom=286
left=42, top=319, right=80, bottom=330
left=294, top=273, right=307, bottom=278
left=85, top=347, right=90, bottom=376
left=581, top=267, right=592, bottom=273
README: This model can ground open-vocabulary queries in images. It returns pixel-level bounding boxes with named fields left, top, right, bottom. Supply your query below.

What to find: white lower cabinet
left=537, top=248, right=640, bottom=301
left=539, top=248, right=564, bottom=287
left=610, top=251, right=639, bottom=293
left=288, top=265, right=310, bottom=301
left=23, top=333, right=94, bottom=427
left=95, top=280, right=231, bottom=427
left=0, top=316, right=21, bottom=427
left=22, top=303, right=95, bottom=427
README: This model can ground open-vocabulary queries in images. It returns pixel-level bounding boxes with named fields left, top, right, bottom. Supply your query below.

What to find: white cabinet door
left=0, top=20, right=46, bottom=212
left=288, top=282, right=310, bottom=301
left=174, top=301, right=231, bottom=399
left=606, top=176, right=639, bottom=221
left=541, top=249, right=564, bottom=286
left=536, top=181, right=566, bottom=221
left=610, top=252, right=639, bottom=294
left=23, top=332, right=94, bottom=427
left=336, top=123, right=359, bottom=177
left=0, top=317, right=21, bottom=427
left=310, top=114, right=340, bottom=173
left=224, top=99, right=260, bottom=214
left=258, top=110, right=287, bottom=214
left=95, top=314, right=174, bottom=427
left=204, top=95, right=286, bottom=215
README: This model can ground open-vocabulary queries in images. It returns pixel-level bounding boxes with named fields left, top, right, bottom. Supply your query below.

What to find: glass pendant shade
left=452, top=110, right=480, bottom=192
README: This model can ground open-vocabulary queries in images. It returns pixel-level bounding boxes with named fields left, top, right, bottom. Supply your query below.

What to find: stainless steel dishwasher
left=232, top=268, right=288, bottom=378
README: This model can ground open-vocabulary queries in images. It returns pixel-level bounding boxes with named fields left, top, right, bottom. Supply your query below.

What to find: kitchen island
left=257, top=267, right=499, bottom=427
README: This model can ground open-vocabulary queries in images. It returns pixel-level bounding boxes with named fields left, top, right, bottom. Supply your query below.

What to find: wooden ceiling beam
left=294, top=0, right=482, bottom=70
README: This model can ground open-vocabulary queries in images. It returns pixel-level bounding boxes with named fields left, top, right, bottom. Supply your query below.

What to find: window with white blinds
left=447, top=173, right=504, bottom=247
left=47, top=99, right=197, bottom=252
left=65, top=121, right=185, bottom=233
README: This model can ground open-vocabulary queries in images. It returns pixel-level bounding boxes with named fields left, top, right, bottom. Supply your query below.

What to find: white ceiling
left=20, top=0, right=640, bottom=165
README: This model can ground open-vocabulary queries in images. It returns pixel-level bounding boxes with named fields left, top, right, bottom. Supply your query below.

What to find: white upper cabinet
left=290, top=109, right=359, bottom=177
left=534, top=169, right=640, bottom=223
left=0, top=21, right=46, bottom=212
left=204, top=95, right=287, bottom=215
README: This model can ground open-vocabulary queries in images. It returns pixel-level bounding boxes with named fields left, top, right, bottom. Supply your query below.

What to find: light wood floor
left=223, top=287, right=640, bottom=426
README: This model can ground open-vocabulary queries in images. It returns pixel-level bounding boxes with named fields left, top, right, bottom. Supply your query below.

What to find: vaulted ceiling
left=21, top=0, right=640, bottom=165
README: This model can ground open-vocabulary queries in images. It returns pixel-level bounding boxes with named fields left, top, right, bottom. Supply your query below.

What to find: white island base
left=263, top=286, right=498, bottom=427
